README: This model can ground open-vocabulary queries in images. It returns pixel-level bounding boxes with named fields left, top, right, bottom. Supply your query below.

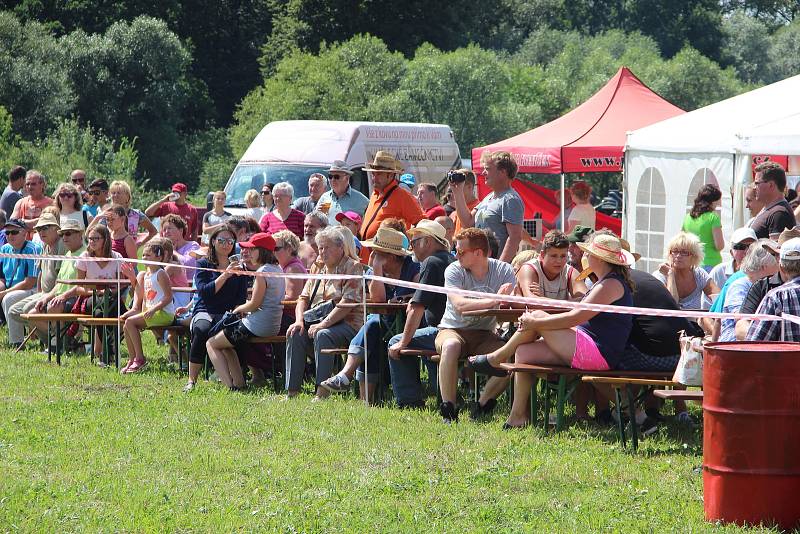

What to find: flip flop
left=469, top=354, right=509, bottom=377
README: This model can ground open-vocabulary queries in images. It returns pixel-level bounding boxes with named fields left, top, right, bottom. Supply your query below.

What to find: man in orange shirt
left=11, top=170, right=53, bottom=238
left=358, top=151, right=424, bottom=263
left=448, top=169, right=479, bottom=236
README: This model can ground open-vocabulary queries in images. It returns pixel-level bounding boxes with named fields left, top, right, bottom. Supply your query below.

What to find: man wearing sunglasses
left=0, top=218, right=41, bottom=332
left=315, top=160, right=369, bottom=225
left=750, top=161, right=795, bottom=239
left=708, top=227, right=757, bottom=290
left=10, top=170, right=53, bottom=237
left=83, top=179, right=110, bottom=217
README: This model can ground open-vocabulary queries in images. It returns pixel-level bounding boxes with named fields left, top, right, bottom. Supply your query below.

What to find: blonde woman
left=243, top=189, right=266, bottom=222
left=653, top=232, right=719, bottom=310
left=86, top=180, right=157, bottom=246
left=54, top=182, right=92, bottom=229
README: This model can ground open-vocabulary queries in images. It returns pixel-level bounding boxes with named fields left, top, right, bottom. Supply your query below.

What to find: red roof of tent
left=471, top=66, right=685, bottom=174
left=513, top=180, right=622, bottom=236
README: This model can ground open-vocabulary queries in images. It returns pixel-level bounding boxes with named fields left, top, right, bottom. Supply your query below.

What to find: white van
left=219, top=120, right=461, bottom=212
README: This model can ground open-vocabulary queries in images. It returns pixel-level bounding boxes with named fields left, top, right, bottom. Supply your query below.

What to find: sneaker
left=320, top=374, right=350, bottom=393
left=439, top=401, right=459, bottom=424
left=469, top=398, right=497, bottom=420
left=182, top=381, right=196, bottom=392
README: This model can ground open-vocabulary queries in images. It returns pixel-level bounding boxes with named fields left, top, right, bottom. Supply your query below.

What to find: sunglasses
left=329, top=175, right=346, bottom=181
left=215, top=238, right=235, bottom=245
left=71, top=178, right=85, bottom=184
left=59, top=192, right=76, bottom=198
left=88, top=190, right=102, bottom=196
left=87, top=236, right=103, bottom=242
left=261, top=191, right=271, bottom=195
left=5, top=229, right=21, bottom=236
left=732, top=243, right=750, bottom=251
left=61, top=231, right=80, bottom=237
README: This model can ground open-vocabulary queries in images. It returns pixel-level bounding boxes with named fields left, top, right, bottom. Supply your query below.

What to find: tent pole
left=560, top=173, right=566, bottom=230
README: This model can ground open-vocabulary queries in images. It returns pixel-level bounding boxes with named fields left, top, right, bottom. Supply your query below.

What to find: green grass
left=0, top=333, right=776, bottom=532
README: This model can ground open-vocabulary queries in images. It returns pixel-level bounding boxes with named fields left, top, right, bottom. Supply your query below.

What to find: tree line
left=0, top=0, right=798, bottom=196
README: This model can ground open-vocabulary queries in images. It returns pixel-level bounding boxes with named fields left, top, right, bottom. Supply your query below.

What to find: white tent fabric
left=624, top=74, right=800, bottom=273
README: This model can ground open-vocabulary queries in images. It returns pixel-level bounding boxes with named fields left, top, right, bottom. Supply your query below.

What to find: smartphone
left=228, top=254, right=241, bottom=264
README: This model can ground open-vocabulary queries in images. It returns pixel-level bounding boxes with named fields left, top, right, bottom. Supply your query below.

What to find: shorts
left=571, top=328, right=610, bottom=371
left=223, top=320, right=256, bottom=345
left=434, top=328, right=504, bottom=357
left=145, top=310, right=175, bottom=328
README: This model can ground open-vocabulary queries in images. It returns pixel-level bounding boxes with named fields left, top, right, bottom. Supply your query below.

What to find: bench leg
left=627, top=386, right=639, bottom=453
left=556, top=375, right=567, bottom=432
left=55, top=320, right=63, bottom=366
left=614, top=387, right=627, bottom=449
left=529, top=376, right=539, bottom=427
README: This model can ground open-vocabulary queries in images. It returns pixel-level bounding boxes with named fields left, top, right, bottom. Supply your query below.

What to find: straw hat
left=778, top=226, right=800, bottom=246
left=34, top=212, right=61, bottom=230
left=361, top=227, right=410, bottom=256
left=407, top=219, right=449, bottom=249
left=577, top=233, right=635, bottom=266
left=362, top=151, right=403, bottom=174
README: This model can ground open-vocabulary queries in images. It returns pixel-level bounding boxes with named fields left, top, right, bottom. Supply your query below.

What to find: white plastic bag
left=673, top=334, right=704, bottom=386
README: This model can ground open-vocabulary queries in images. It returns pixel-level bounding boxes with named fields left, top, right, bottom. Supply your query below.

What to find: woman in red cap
left=205, top=232, right=286, bottom=390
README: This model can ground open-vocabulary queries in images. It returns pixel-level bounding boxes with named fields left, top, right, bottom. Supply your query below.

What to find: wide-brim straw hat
left=778, top=226, right=800, bottom=246
left=407, top=219, right=449, bottom=249
left=362, top=150, right=403, bottom=174
left=361, top=227, right=410, bottom=256
left=577, top=233, right=636, bottom=266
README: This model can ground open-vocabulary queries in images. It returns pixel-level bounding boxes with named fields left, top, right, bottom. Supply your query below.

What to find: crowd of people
left=1, top=155, right=798, bottom=429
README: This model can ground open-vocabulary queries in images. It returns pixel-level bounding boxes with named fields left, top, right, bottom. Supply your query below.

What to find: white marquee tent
left=624, top=74, right=800, bottom=273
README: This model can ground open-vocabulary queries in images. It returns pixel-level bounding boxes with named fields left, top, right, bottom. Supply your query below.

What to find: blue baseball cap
left=399, top=173, right=415, bottom=188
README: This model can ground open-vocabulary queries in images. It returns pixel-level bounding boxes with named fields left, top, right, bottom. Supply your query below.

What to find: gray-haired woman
left=259, top=181, right=305, bottom=238
left=717, top=239, right=778, bottom=341
left=284, top=226, right=364, bottom=398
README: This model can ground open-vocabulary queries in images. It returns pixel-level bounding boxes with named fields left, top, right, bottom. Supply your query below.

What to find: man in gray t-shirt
left=0, top=166, right=26, bottom=217
left=451, top=150, right=524, bottom=263
left=434, top=228, right=516, bottom=422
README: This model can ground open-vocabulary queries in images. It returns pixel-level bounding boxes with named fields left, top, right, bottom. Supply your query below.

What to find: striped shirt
left=747, top=276, right=800, bottom=342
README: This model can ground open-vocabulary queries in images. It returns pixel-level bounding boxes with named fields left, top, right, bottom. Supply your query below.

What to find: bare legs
left=122, top=314, right=148, bottom=370
left=206, top=332, right=245, bottom=389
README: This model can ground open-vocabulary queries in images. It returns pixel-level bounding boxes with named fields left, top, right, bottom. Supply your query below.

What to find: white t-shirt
left=76, top=250, right=123, bottom=279
left=567, top=203, right=596, bottom=229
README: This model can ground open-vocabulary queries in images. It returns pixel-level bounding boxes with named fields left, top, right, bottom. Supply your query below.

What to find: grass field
left=0, top=333, right=775, bottom=532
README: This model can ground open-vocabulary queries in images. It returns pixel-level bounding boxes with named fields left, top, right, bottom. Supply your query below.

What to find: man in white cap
left=709, top=227, right=757, bottom=289
left=315, top=160, right=369, bottom=224
left=747, top=237, right=800, bottom=341
left=387, top=220, right=454, bottom=408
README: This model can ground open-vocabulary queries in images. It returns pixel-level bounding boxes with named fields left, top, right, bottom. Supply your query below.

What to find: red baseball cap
left=239, top=232, right=276, bottom=251
left=171, top=183, right=188, bottom=193
left=335, top=211, right=363, bottom=225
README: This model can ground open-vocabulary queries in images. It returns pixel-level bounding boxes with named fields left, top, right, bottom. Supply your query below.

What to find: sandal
left=502, top=422, right=528, bottom=431
left=469, top=354, right=509, bottom=377
left=124, top=359, right=147, bottom=374
left=120, top=359, right=135, bottom=374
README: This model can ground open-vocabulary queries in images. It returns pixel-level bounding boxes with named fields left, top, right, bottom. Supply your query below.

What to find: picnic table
left=57, top=278, right=131, bottom=367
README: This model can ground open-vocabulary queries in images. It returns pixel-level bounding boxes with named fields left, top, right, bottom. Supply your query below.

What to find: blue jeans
left=348, top=314, right=386, bottom=382
left=387, top=327, right=439, bottom=406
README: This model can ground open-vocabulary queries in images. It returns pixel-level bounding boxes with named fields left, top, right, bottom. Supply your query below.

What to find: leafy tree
left=721, top=9, right=773, bottom=83
left=0, top=118, right=138, bottom=187
left=721, top=0, right=800, bottom=25
left=767, top=18, right=800, bottom=82
left=233, top=35, right=405, bottom=155
left=0, top=12, right=75, bottom=139
left=60, top=16, right=193, bottom=185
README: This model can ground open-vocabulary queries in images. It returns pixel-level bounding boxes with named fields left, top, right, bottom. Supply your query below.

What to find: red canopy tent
left=471, top=66, right=686, bottom=234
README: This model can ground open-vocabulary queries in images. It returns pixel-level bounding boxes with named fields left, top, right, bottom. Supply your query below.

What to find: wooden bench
left=76, top=317, right=123, bottom=368
left=653, top=389, right=704, bottom=402
left=500, top=363, right=673, bottom=433
left=20, top=313, right=91, bottom=365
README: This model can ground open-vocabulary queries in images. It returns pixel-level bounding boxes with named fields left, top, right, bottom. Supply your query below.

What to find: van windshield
left=223, top=164, right=328, bottom=207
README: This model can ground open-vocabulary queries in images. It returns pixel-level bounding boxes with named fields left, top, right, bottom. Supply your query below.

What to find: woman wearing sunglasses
left=54, top=182, right=92, bottom=230
left=183, top=225, right=248, bottom=392
left=653, top=232, right=719, bottom=311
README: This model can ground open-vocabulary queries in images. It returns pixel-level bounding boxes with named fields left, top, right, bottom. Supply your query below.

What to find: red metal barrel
left=703, top=341, right=800, bottom=530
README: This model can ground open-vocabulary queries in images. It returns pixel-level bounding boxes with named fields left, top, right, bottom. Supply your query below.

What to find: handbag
left=303, top=300, right=335, bottom=327
left=208, top=311, right=241, bottom=338
left=672, top=331, right=705, bottom=386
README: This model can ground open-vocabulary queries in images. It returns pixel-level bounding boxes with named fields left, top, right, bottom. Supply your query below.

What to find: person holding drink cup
left=315, top=160, right=369, bottom=225
left=145, top=182, right=199, bottom=241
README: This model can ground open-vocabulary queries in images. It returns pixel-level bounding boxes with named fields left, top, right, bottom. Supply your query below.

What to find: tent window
left=635, top=167, right=666, bottom=274
left=686, top=169, right=720, bottom=212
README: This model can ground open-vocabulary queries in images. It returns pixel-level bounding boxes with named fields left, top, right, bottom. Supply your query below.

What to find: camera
left=446, top=170, right=466, bottom=184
